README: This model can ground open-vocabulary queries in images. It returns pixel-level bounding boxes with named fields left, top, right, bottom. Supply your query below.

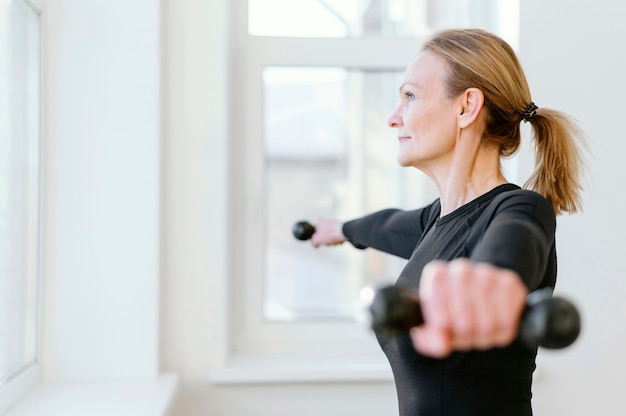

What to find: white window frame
left=214, top=0, right=521, bottom=383
left=0, top=0, right=43, bottom=412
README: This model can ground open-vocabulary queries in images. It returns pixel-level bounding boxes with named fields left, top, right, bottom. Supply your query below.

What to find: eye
left=404, top=92, right=415, bottom=101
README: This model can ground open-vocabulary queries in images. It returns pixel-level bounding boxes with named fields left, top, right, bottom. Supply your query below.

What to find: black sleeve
left=342, top=204, right=437, bottom=259
left=470, top=191, right=556, bottom=291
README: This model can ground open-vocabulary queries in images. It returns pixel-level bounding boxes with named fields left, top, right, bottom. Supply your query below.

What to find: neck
left=424, top=139, right=507, bottom=217
left=438, top=172, right=507, bottom=217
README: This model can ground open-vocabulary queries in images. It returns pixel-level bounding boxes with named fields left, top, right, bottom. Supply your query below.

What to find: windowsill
left=207, top=351, right=393, bottom=385
left=0, top=365, right=39, bottom=415
left=3, top=374, right=179, bottom=416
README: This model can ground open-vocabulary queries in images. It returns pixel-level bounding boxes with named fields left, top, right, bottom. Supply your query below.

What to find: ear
left=457, top=88, right=484, bottom=129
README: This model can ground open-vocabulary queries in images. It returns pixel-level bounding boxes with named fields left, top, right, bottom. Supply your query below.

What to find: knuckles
left=415, top=259, right=526, bottom=357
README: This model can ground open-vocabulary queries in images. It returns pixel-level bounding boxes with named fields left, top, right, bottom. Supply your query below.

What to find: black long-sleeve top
left=343, top=183, right=557, bottom=416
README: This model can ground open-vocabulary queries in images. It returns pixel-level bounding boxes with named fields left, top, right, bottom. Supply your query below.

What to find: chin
left=397, top=148, right=417, bottom=166
left=396, top=157, right=413, bottom=168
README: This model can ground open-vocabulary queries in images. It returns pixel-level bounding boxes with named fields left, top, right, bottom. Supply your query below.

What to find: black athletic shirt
left=342, top=183, right=557, bottom=416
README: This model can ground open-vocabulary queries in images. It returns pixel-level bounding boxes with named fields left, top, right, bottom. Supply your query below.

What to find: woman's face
left=388, top=50, right=460, bottom=171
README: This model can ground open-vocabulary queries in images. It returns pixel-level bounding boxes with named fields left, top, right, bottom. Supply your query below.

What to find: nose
left=387, top=108, right=402, bottom=128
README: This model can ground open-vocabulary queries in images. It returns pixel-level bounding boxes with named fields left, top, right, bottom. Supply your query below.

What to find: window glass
left=0, top=0, right=41, bottom=387
left=249, top=0, right=513, bottom=39
left=263, top=67, right=437, bottom=321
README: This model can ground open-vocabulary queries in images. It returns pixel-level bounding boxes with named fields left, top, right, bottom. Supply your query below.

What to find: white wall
left=520, top=1, right=626, bottom=414
left=41, top=0, right=160, bottom=380
left=35, top=0, right=626, bottom=414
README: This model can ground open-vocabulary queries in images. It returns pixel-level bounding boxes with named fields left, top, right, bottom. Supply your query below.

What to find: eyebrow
left=398, top=82, right=421, bottom=93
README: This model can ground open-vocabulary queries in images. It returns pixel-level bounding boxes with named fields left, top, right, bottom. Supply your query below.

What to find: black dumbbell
left=292, top=220, right=316, bottom=241
left=292, top=220, right=367, bottom=249
left=369, top=285, right=581, bottom=350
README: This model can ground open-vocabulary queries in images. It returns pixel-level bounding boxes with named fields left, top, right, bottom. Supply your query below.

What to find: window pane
left=249, top=0, right=518, bottom=39
left=263, top=67, right=436, bottom=322
left=0, top=0, right=40, bottom=387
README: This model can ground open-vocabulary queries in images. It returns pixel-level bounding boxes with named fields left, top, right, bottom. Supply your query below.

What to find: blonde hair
left=423, top=28, right=587, bottom=215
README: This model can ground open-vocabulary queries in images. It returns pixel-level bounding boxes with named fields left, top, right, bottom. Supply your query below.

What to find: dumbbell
left=292, top=220, right=367, bottom=249
left=369, top=285, right=581, bottom=350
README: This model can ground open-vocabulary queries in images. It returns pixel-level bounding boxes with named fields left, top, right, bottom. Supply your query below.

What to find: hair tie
left=522, top=102, right=539, bottom=123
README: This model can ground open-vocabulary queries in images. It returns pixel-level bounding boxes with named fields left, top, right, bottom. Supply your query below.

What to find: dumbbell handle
left=369, top=285, right=581, bottom=350
left=292, top=220, right=367, bottom=249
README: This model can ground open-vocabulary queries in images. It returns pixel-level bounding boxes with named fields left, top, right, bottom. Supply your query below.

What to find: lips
left=398, top=136, right=411, bottom=143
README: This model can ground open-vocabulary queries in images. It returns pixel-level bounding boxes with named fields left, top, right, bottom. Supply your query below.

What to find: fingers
left=410, top=259, right=528, bottom=358
left=447, top=260, right=475, bottom=350
left=414, top=261, right=453, bottom=357
left=310, top=218, right=347, bottom=248
left=410, top=325, right=452, bottom=358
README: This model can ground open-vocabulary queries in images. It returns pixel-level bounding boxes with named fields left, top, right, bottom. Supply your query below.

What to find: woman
left=309, top=28, right=586, bottom=415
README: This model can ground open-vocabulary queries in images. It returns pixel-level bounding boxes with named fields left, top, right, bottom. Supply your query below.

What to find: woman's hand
left=410, top=258, right=528, bottom=358
left=310, top=218, right=347, bottom=248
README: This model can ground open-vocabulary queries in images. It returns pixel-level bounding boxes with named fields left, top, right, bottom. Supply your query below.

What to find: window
left=231, top=0, right=519, bottom=356
left=0, top=0, right=41, bottom=403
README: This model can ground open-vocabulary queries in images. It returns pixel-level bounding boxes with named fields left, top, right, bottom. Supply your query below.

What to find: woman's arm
left=340, top=205, right=437, bottom=259
left=310, top=207, right=434, bottom=259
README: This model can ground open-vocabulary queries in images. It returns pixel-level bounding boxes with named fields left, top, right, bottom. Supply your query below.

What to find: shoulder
left=490, top=188, right=556, bottom=228
left=494, top=188, right=554, bottom=211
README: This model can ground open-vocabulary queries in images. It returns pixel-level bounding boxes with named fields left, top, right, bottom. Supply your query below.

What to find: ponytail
left=524, top=108, right=588, bottom=215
